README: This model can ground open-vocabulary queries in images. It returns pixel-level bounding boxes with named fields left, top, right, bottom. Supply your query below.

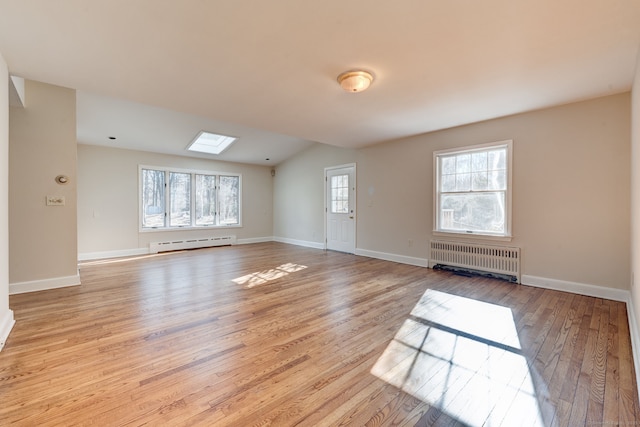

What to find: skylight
left=187, top=131, right=237, bottom=155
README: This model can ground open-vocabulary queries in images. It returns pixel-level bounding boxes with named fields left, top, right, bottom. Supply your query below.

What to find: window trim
left=433, top=140, right=513, bottom=241
left=138, top=164, right=242, bottom=232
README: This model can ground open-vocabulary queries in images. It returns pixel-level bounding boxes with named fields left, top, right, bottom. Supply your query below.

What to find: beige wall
left=273, top=143, right=356, bottom=244
left=276, top=93, right=631, bottom=290
left=77, top=144, right=274, bottom=255
left=0, top=52, right=14, bottom=349
left=631, top=51, right=640, bottom=331
left=360, top=93, right=631, bottom=289
left=9, top=80, right=78, bottom=284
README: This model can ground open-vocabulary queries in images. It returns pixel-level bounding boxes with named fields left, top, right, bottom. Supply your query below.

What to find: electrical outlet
left=46, top=196, right=65, bottom=206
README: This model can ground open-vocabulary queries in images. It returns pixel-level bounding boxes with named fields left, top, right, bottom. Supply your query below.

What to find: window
left=218, top=175, right=240, bottom=225
left=141, top=169, right=165, bottom=228
left=195, top=174, right=216, bottom=226
left=330, top=174, right=349, bottom=214
left=434, top=140, right=512, bottom=238
left=169, top=172, right=191, bottom=227
left=186, top=131, right=237, bottom=155
left=140, top=166, right=241, bottom=230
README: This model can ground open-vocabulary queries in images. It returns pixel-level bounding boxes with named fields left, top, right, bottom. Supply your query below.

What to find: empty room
left=1, top=1, right=640, bottom=426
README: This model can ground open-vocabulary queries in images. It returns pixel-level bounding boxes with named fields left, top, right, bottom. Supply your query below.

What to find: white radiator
left=149, top=235, right=236, bottom=254
left=429, top=240, right=521, bottom=283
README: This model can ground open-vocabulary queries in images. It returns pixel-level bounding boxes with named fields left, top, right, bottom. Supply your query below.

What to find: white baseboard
left=78, top=248, right=149, bottom=261
left=273, top=236, right=325, bottom=250
left=0, top=309, right=15, bottom=352
left=236, top=236, right=274, bottom=245
left=521, top=275, right=629, bottom=302
left=626, top=297, right=640, bottom=402
left=78, top=237, right=277, bottom=260
left=355, top=248, right=429, bottom=268
left=9, top=273, right=81, bottom=295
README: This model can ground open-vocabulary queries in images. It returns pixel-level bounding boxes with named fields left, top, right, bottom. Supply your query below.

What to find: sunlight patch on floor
left=371, top=289, right=548, bottom=426
left=232, top=263, right=308, bottom=288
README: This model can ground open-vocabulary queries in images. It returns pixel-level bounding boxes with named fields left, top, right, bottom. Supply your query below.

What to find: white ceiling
left=75, top=91, right=315, bottom=165
left=1, top=1, right=639, bottom=166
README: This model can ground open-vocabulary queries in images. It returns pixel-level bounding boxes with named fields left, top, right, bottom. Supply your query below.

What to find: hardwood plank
left=585, top=299, right=609, bottom=425
left=567, top=298, right=604, bottom=426
left=602, top=300, right=620, bottom=426
left=559, top=296, right=596, bottom=404
left=618, top=303, right=639, bottom=424
left=0, top=242, right=637, bottom=426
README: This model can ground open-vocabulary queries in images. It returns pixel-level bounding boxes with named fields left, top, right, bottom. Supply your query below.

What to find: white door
left=326, top=165, right=356, bottom=253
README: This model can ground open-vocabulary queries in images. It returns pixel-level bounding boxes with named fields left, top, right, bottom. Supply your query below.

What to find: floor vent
left=429, top=240, right=521, bottom=283
left=149, top=235, right=236, bottom=254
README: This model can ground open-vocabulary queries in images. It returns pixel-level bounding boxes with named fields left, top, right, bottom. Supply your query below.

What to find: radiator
left=149, top=235, right=236, bottom=254
left=429, top=240, right=520, bottom=283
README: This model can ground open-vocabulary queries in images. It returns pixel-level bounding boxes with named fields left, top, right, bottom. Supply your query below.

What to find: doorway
left=325, top=164, right=356, bottom=253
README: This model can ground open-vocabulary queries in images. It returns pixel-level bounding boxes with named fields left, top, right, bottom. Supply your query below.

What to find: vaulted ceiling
left=1, top=1, right=639, bottom=165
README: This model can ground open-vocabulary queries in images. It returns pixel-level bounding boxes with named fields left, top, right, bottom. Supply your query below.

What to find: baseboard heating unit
left=429, top=240, right=521, bottom=283
left=149, top=235, right=236, bottom=254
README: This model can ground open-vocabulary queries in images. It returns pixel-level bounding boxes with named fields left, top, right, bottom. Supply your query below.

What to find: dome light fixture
left=337, top=70, right=374, bottom=93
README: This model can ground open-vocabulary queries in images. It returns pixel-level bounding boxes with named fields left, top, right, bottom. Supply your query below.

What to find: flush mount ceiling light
left=337, top=70, right=374, bottom=93
left=187, top=131, right=237, bottom=155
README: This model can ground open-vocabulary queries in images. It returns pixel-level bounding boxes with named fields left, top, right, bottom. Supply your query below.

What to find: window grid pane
left=331, top=174, right=349, bottom=214
left=440, top=147, right=507, bottom=193
left=142, top=169, right=165, bottom=228
left=195, top=174, right=216, bottom=226
left=218, top=175, right=240, bottom=225
left=169, top=172, right=191, bottom=227
left=440, top=192, right=506, bottom=234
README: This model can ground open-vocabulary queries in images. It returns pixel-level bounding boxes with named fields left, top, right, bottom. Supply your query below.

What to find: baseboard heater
left=149, top=235, right=236, bottom=254
left=429, top=240, right=521, bottom=283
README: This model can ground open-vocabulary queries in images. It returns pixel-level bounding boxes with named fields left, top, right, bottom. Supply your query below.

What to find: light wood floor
left=1, top=242, right=638, bottom=426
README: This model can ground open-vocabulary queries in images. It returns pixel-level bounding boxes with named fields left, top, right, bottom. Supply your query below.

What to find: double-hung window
left=140, top=166, right=241, bottom=230
left=434, top=140, right=512, bottom=239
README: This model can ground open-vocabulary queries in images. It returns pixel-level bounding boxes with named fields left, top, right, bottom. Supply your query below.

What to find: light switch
left=46, top=196, right=65, bottom=206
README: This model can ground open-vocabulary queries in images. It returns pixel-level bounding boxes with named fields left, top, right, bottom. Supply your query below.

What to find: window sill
left=140, top=224, right=242, bottom=233
left=432, top=230, right=513, bottom=243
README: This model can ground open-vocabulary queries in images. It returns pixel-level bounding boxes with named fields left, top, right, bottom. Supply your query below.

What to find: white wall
left=273, top=143, right=356, bottom=246
left=9, top=80, right=78, bottom=290
left=276, top=93, right=631, bottom=290
left=0, top=52, right=15, bottom=350
left=77, top=144, right=274, bottom=257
